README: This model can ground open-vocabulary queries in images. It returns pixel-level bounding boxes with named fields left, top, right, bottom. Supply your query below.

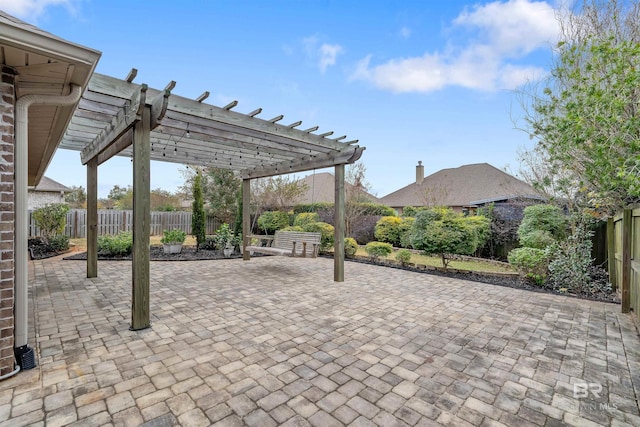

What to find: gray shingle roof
left=31, top=176, right=71, bottom=193
left=380, top=163, right=540, bottom=208
left=297, top=172, right=379, bottom=204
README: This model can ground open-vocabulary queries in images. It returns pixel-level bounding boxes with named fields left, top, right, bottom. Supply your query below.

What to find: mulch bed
left=63, top=245, right=246, bottom=261
left=338, top=255, right=620, bottom=305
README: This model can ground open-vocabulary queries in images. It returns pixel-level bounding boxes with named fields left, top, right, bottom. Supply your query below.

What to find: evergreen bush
left=257, top=211, right=290, bottom=234
left=364, top=241, right=393, bottom=260
left=344, top=237, right=358, bottom=258
left=395, top=249, right=412, bottom=266
left=98, top=232, right=133, bottom=256
left=302, top=221, right=334, bottom=251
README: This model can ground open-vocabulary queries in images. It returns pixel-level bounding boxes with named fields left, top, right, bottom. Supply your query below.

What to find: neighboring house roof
left=297, top=172, right=379, bottom=204
left=380, top=163, right=540, bottom=208
left=29, top=176, right=71, bottom=193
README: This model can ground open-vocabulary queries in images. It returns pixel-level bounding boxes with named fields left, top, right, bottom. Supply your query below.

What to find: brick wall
left=0, top=66, right=15, bottom=375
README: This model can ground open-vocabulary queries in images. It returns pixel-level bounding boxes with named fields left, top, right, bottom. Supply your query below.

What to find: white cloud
left=302, top=35, right=344, bottom=73
left=400, top=26, right=412, bottom=39
left=352, top=0, right=560, bottom=93
left=0, top=0, right=76, bottom=21
left=319, top=43, right=343, bottom=73
left=454, top=0, right=558, bottom=55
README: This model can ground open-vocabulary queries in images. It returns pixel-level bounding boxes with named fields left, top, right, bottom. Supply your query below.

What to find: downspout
left=14, top=84, right=82, bottom=365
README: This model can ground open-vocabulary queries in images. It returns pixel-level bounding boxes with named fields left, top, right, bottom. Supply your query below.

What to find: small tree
left=191, top=172, right=206, bottom=250
left=364, top=241, right=393, bottom=261
left=65, top=185, right=86, bottom=208
left=33, top=203, right=69, bottom=240
left=409, top=208, right=486, bottom=268
left=233, top=186, right=243, bottom=238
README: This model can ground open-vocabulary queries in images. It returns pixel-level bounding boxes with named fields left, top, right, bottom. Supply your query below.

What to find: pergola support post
left=242, top=179, right=251, bottom=261
left=334, top=164, right=345, bottom=282
left=131, top=105, right=151, bottom=330
left=86, top=157, right=98, bottom=278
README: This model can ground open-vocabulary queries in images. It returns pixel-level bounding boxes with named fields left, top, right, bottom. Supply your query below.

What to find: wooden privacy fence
left=28, top=209, right=225, bottom=238
left=609, top=208, right=640, bottom=320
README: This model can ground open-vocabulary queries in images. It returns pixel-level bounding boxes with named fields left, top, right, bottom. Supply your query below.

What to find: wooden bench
left=244, top=230, right=322, bottom=258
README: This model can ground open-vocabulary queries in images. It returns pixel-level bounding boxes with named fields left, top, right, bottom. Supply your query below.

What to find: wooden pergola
left=58, top=70, right=365, bottom=330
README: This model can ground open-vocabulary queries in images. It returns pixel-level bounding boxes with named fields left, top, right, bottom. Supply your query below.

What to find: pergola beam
left=240, top=146, right=365, bottom=179
left=97, top=129, right=133, bottom=165
left=80, top=84, right=147, bottom=164
left=163, top=94, right=349, bottom=150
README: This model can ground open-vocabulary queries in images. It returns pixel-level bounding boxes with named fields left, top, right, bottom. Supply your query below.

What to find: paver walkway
left=0, top=255, right=638, bottom=426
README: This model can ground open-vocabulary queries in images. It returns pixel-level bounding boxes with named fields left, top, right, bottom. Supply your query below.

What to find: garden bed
left=337, top=254, right=620, bottom=305
left=63, top=245, right=246, bottom=261
left=29, top=238, right=74, bottom=260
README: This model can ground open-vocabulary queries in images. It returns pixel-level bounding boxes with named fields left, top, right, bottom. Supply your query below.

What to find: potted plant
left=214, top=223, right=237, bottom=257
left=161, top=228, right=186, bottom=254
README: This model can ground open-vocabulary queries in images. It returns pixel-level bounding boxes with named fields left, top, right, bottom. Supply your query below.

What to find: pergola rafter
left=58, top=69, right=364, bottom=331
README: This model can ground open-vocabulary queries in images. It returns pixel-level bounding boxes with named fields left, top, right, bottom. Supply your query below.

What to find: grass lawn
left=354, top=247, right=515, bottom=273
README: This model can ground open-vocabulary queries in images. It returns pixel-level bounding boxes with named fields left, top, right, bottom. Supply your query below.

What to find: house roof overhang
left=58, top=71, right=365, bottom=179
left=0, top=11, right=101, bottom=186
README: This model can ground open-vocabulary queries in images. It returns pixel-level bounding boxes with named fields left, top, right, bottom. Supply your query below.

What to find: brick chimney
left=416, top=161, right=424, bottom=184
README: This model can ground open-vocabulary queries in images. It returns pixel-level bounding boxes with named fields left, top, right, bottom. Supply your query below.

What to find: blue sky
left=3, top=0, right=562, bottom=198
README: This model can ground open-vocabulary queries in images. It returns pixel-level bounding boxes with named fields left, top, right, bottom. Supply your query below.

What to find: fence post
left=622, top=209, right=632, bottom=313
left=607, top=217, right=616, bottom=291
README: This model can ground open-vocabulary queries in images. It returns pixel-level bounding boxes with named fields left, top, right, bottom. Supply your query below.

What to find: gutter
left=13, top=84, right=82, bottom=370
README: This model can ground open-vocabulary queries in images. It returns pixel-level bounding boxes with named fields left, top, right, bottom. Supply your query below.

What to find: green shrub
left=395, top=249, right=412, bottom=266
left=399, top=217, right=415, bottom=248
left=33, top=203, right=69, bottom=240
left=161, top=228, right=187, bottom=244
left=47, top=235, right=69, bottom=252
left=281, top=225, right=304, bottom=232
left=293, top=203, right=333, bottom=214
left=519, top=229, right=556, bottom=249
left=364, top=241, right=393, bottom=260
left=302, top=222, right=334, bottom=251
left=546, top=214, right=611, bottom=295
left=293, top=212, right=320, bottom=228
left=358, top=203, right=396, bottom=216
left=344, top=237, right=358, bottom=258
left=463, top=215, right=491, bottom=250
left=213, top=223, right=236, bottom=250
left=98, top=232, right=133, bottom=256
left=257, top=211, right=290, bottom=234
left=518, top=204, right=567, bottom=247
left=507, top=247, right=548, bottom=283
left=374, top=216, right=403, bottom=246
left=409, top=208, right=481, bottom=268
left=200, top=236, right=217, bottom=250
left=402, top=206, right=427, bottom=217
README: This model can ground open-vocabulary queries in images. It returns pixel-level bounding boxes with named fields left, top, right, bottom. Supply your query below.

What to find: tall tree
left=252, top=175, right=307, bottom=211
left=180, top=166, right=241, bottom=222
left=191, top=172, right=206, bottom=250
left=345, top=161, right=375, bottom=236
left=519, top=0, right=640, bottom=212
left=65, top=185, right=87, bottom=208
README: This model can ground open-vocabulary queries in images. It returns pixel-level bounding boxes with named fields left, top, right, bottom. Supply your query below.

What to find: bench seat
left=244, top=230, right=322, bottom=258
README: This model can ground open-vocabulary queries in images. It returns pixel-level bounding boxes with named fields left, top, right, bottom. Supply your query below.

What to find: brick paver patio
left=0, top=255, right=638, bottom=426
